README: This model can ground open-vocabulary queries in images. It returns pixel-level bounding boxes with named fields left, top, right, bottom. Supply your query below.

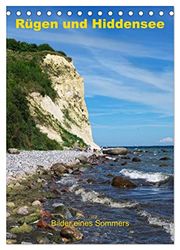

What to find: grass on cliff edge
left=7, top=39, right=85, bottom=150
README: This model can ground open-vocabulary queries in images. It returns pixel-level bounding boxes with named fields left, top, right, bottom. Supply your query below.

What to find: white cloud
left=159, top=137, right=173, bottom=143
left=8, top=27, right=173, bottom=61
left=84, top=75, right=173, bottom=115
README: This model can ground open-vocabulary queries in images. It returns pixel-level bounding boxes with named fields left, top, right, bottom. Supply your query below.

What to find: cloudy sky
left=7, top=6, right=174, bottom=146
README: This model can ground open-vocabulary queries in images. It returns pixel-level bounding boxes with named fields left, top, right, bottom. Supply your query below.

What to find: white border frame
left=0, top=0, right=179, bottom=249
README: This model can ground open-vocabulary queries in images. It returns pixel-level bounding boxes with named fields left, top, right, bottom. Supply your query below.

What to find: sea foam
left=120, top=169, right=170, bottom=183
left=137, top=209, right=174, bottom=241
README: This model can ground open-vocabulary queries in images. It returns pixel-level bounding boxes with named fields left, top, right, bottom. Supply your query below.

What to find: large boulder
left=50, top=163, right=68, bottom=176
left=77, top=155, right=88, bottom=164
left=111, top=176, right=137, bottom=188
left=103, top=147, right=128, bottom=155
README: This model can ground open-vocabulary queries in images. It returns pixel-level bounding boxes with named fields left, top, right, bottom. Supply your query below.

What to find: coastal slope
left=7, top=39, right=99, bottom=150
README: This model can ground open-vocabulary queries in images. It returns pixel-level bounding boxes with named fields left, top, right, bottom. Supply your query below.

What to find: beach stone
left=6, top=239, right=17, bottom=244
left=77, top=155, right=88, bottom=164
left=60, top=226, right=83, bottom=241
left=7, top=202, right=15, bottom=208
left=52, top=203, right=65, bottom=212
left=69, top=208, right=85, bottom=218
left=50, top=163, right=67, bottom=176
left=121, top=161, right=127, bottom=166
left=159, top=156, right=171, bottom=161
left=121, top=156, right=131, bottom=160
left=6, top=212, right=10, bottom=218
left=132, top=157, right=141, bottom=162
left=36, top=165, right=48, bottom=175
left=32, top=200, right=42, bottom=207
left=111, top=176, right=137, bottom=188
left=8, top=148, right=20, bottom=154
left=88, top=154, right=100, bottom=165
left=36, top=236, right=50, bottom=244
left=52, top=203, right=73, bottom=219
left=10, top=223, right=33, bottom=234
left=14, top=182, right=21, bottom=188
left=66, top=159, right=80, bottom=168
left=17, top=206, right=29, bottom=215
left=103, top=147, right=128, bottom=155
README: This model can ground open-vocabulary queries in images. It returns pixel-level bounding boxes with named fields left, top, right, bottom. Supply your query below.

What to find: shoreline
left=7, top=149, right=95, bottom=183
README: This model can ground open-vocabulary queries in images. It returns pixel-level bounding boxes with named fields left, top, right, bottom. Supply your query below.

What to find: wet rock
left=8, top=148, right=20, bottom=154
left=159, top=163, right=168, bottom=167
left=40, top=209, right=52, bottom=217
left=37, top=219, right=54, bottom=230
left=72, top=169, right=82, bottom=175
left=52, top=203, right=65, bottom=212
left=50, top=163, right=68, bottom=176
left=69, top=208, right=85, bottom=218
left=134, top=149, right=143, bottom=154
left=121, top=161, right=127, bottom=166
left=51, top=187, right=61, bottom=195
left=32, top=200, right=42, bottom=207
left=7, top=202, right=15, bottom=208
left=52, top=203, right=72, bottom=219
left=6, top=232, right=17, bottom=240
left=88, top=154, right=100, bottom=165
left=60, top=226, right=83, bottom=241
left=121, top=156, right=131, bottom=160
left=132, top=157, right=141, bottom=162
left=36, top=236, right=50, bottom=244
left=103, top=147, right=128, bottom=155
left=10, top=223, right=33, bottom=234
left=17, top=206, right=29, bottom=215
left=40, top=210, right=52, bottom=218
left=86, top=178, right=96, bottom=184
left=18, top=212, right=40, bottom=224
left=77, top=155, right=88, bottom=164
left=159, top=156, right=171, bottom=161
left=67, top=159, right=80, bottom=168
left=111, top=176, right=137, bottom=188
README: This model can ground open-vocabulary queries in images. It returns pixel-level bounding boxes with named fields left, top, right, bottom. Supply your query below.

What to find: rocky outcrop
left=103, top=147, right=128, bottom=155
left=111, top=176, right=137, bottom=188
left=28, top=53, right=99, bottom=150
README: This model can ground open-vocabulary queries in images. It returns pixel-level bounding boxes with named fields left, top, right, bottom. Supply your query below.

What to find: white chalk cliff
left=28, top=53, right=99, bottom=150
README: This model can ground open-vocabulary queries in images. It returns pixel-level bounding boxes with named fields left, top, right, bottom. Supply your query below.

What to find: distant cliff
left=7, top=39, right=99, bottom=150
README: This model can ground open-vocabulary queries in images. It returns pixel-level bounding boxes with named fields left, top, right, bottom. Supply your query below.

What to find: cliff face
left=7, top=39, right=99, bottom=150
left=27, top=53, right=99, bottom=150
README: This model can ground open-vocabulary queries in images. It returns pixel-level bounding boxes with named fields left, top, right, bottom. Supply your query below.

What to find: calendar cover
left=6, top=6, right=174, bottom=244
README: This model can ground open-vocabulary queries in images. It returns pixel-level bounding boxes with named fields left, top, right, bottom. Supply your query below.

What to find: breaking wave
left=137, top=210, right=174, bottom=242
left=56, top=174, right=77, bottom=185
left=120, top=169, right=171, bottom=183
left=70, top=184, right=138, bottom=208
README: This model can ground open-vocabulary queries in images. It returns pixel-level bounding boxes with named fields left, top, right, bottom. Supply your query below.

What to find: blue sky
left=7, top=6, right=174, bottom=146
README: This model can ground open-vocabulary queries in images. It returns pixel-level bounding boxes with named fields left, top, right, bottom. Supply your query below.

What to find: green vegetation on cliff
left=7, top=38, right=86, bottom=150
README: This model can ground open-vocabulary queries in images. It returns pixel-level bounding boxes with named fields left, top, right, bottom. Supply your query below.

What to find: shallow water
left=49, top=146, right=174, bottom=244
